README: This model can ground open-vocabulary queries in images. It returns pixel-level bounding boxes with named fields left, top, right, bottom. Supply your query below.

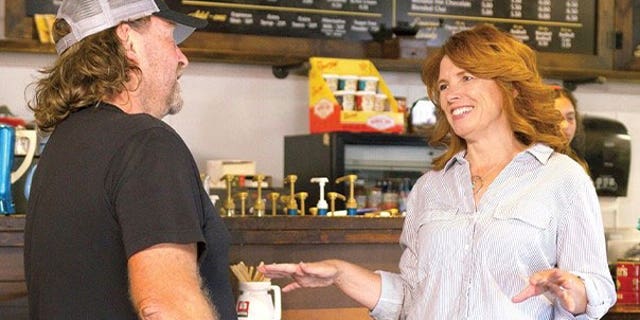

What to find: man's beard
left=167, top=82, right=184, bottom=115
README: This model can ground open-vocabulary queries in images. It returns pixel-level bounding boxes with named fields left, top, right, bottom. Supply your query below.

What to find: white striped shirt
left=371, top=144, right=616, bottom=320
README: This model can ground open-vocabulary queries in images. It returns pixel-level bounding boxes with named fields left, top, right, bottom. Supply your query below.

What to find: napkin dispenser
left=580, top=115, right=631, bottom=197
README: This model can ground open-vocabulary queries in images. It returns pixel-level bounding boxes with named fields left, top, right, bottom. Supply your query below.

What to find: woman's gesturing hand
left=512, top=268, right=587, bottom=315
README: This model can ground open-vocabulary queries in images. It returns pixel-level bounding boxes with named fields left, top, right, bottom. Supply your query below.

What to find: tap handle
left=326, top=192, right=345, bottom=216
left=295, top=192, right=308, bottom=216
left=327, top=192, right=346, bottom=201
left=336, top=174, right=357, bottom=197
left=220, top=174, right=236, bottom=201
left=253, top=174, right=265, bottom=196
left=236, top=192, right=248, bottom=216
left=284, top=174, right=298, bottom=201
left=284, top=174, right=298, bottom=184
left=335, top=174, right=357, bottom=184
left=269, top=192, right=280, bottom=216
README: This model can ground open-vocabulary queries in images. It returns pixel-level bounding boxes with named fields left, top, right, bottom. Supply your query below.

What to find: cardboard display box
left=616, top=260, right=640, bottom=304
left=308, top=57, right=405, bottom=133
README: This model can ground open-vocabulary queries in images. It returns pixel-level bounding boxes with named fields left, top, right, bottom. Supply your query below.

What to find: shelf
left=4, top=37, right=640, bottom=82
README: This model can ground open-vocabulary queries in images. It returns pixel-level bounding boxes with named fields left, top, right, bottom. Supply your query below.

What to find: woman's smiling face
left=437, top=55, right=510, bottom=142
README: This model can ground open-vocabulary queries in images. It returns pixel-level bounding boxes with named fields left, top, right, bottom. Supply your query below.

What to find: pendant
left=471, top=175, right=483, bottom=194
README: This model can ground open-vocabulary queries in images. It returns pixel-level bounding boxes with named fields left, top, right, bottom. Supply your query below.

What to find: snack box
left=308, top=57, right=405, bottom=133
left=616, top=260, right=640, bottom=292
left=616, top=291, right=640, bottom=304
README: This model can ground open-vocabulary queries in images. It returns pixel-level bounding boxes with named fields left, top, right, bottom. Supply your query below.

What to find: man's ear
left=115, top=23, right=138, bottom=63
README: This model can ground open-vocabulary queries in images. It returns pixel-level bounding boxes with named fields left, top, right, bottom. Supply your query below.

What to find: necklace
left=471, top=175, right=484, bottom=194
left=470, top=159, right=510, bottom=195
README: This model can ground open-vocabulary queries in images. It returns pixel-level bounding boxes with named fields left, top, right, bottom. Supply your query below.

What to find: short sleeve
left=106, top=127, right=205, bottom=258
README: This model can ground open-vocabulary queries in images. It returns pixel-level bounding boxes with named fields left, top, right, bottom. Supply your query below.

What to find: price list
left=170, top=0, right=394, bottom=41
left=396, top=0, right=596, bottom=55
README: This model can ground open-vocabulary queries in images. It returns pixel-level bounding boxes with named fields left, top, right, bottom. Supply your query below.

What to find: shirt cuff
left=574, top=271, right=616, bottom=319
left=555, top=272, right=615, bottom=320
left=369, top=271, right=403, bottom=320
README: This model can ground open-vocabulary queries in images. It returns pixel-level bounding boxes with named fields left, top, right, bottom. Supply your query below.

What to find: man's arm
left=128, top=243, right=217, bottom=320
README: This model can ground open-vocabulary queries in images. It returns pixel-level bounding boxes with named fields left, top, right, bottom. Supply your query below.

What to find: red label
left=617, top=261, right=640, bottom=278
left=236, top=301, right=250, bottom=317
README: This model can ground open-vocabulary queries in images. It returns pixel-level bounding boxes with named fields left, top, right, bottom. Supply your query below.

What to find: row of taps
left=214, top=174, right=366, bottom=217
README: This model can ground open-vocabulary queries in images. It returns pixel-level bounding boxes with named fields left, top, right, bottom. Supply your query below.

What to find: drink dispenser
left=0, top=125, right=37, bottom=214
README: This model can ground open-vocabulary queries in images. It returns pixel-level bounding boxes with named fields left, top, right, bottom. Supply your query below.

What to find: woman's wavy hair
left=28, top=17, right=149, bottom=132
left=421, top=24, right=570, bottom=171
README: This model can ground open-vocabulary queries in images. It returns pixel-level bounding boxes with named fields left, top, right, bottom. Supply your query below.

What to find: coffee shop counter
left=224, top=216, right=638, bottom=320
left=1, top=215, right=639, bottom=319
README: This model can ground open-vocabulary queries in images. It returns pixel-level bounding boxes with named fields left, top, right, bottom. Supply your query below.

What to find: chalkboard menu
left=396, top=0, right=597, bottom=55
left=26, top=0, right=598, bottom=55
left=171, top=0, right=597, bottom=55
left=168, top=0, right=394, bottom=41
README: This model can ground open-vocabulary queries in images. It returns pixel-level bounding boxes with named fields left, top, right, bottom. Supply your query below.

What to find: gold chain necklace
left=471, top=175, right=484, bottom=194
left=470, top=160, right=510, bottom=195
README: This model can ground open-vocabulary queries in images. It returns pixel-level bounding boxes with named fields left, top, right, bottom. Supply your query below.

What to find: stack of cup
left=323, top=73, right=388, bottom=112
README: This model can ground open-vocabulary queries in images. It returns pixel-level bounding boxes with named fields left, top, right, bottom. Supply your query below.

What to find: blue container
left=0, top=125, right=16, bottom=214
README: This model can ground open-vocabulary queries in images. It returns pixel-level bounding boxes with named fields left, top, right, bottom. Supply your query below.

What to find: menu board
left=27, top=0, right=598, bottom=55
left=169, top=0, right=394, bottom=41
left=172, top=0, right=597, bottom=55
left=396, top=0, right=597, bottom=55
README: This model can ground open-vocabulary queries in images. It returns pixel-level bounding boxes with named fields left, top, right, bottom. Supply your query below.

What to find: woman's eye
left=462, top=75, right=474, bottom=81
left=438, top=83, right=448, bottom=91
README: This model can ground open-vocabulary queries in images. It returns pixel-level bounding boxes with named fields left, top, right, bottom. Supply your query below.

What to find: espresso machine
left=0, top=125, right=37, bottom=215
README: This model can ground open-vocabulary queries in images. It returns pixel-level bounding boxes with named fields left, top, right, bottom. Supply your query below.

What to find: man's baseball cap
left=55, top=0, right=208, bottom=55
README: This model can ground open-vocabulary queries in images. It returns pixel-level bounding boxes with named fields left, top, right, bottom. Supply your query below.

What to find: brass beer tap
left=336, top=174, right=358, bottom=216
left=252, top=174, right=266, bottom=217
left=284, top=174, right=298, bottom=215
left=269, top=192, right=280, bottom=216
left=237, top=191, right=248, bottom=216
left=295, top=192, right=308, bottom=216
left=220, top=174, right=236, bottom=216
left=326, top=192, right=346, bottom=217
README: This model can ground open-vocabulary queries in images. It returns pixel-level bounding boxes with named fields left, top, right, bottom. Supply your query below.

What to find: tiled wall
left=1, top=52, right=639, bottom=235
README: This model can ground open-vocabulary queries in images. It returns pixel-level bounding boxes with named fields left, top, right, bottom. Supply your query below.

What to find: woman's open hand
left=258, top=260, right=340, bottom=292
left=512, top=268, right=587, bottom=315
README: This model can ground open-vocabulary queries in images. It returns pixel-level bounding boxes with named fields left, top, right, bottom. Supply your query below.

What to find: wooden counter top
left=223, top=215, right=404, bottom=245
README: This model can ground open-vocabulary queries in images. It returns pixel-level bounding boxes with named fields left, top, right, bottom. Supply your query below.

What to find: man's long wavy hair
left=422, top=24, right=572, bottom=171
left=28, top=18, right=147, bottom=132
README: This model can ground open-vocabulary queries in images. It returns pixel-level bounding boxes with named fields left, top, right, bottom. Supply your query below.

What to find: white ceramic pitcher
left=236, top=281, right=281, bottom=320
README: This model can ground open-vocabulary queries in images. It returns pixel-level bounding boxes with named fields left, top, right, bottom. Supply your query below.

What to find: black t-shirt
left=24, top=103, right=236, bottom=319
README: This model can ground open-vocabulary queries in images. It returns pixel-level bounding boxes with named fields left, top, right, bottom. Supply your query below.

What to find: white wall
left=1, top=52, right=639, bottom=236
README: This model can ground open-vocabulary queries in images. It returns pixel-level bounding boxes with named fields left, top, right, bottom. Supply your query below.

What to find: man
left=24, top=0, right=236, bottom=319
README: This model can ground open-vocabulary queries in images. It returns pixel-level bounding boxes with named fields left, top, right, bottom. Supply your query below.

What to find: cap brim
left=154, top=0, right=207, bottom=30
left=153, top=0, right=207, bottom=44
left=154, top=9, right=207, bottom=30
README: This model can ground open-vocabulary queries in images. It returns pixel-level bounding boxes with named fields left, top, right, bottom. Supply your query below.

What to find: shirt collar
left=442, top=143, right=553, bottom=172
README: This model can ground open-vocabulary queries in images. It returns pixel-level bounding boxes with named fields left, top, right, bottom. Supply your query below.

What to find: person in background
left=552, top=85, right=589, bottom=172
left=24, top=0, right=236, bottom=319
left=259, top=24, right=616, bottom=319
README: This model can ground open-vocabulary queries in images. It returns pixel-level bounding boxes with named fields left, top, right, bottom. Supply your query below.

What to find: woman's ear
left=115, top=23, right=138, bottom=63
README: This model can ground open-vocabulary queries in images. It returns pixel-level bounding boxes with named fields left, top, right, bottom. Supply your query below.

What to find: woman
left=552, top=85, right=588, bottom=169
left=260, top=24, right=615, bottom=319
left=552, top=85, right=579, bottom=143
